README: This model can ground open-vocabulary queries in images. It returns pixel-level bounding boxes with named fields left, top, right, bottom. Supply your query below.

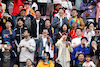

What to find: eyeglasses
left=95, top=31, right=100, bottom=33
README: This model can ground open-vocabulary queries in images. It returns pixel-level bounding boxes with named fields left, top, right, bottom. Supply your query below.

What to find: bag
left=85, top=12, right=89, bottom=17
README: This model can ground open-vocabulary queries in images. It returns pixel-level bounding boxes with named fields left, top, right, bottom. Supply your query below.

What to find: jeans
left=98, top=18, right=100, bottom=29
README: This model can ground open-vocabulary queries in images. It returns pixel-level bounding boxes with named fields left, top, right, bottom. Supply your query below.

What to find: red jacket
left=12, top=0, right=24, bottom=16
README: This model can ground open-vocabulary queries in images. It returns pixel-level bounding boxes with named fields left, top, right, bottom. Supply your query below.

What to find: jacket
left=37, top=61, right=54, bottom=67
left=55, top=38, right=73, bottom=62
left=31, top=18, right=45, bottom=38
left=80, top=0, right=97, bottom=18
left=16, top=16, right=31, bottom=31
left=37, top=37, right=53, bottom=57
left=26, top=8, right=35, bottom=18
left=0, top=49, right=17, bottom=67
left=14, top=26, right=27, bottom=44
left=19, top=37, right=36, bottom=62
left=71, top=45, right=90, bottom=64
left=52, top=16, right=68, bottom=36
left=2, top=29, right=16, bottom=44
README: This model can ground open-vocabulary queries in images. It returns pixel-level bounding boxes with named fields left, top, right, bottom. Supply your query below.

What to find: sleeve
left=30, top=9, right=35, bottom=18
left=9, top=49, right=17, bottom=58
left=64, top=17, right=68, bottom=25
left=79, top=18, right=85, bottom=29
left=80, top=1, right=88, bottom=11
left=68, top=2, right=72, bottom=10
left=10, top=30, right=16, bottom=40
left=26, top=39, right=36, bottom=53
left=68, top=45, right=73, bottom=53
left=55, top=38, right=62, bottom=49
left=84, top=48, right=90, bottom=55
left=52, top=17, right=58, bottom=28
left=90, top=62, right=96, bottom=67
left=71, top=48, right=76, bottom=60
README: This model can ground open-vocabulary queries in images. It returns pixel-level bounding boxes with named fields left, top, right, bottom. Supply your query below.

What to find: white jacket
left=83, top=61, right=96, bottom=67
left=19, top=37, right=36, bottom=62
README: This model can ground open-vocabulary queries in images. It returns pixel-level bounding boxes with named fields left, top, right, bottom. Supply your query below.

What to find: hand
left=8, top=27, right=11, bottom=31
left=39, top=34, right=42, bottom=39
left=75, top=52, right=79, bottom=58
left=5, top=45, right=11, bottom=50
left=23, top=45, right=27, bottom=48
left=57, top=22, right=60, bottom=25
left=88, top=5, right=94, bottom=9
left=47, top=35, right=50, bottom=41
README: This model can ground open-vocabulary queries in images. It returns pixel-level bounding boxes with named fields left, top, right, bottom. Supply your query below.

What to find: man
left=31, top=10, right=45, bottom=39
left=69, top=9, right=85, bottom=29
left=0, top=41, right=17, bottom=67
left=19, top=29, right=36, bottom=67
left=74, top=53, right=84, bottom=67
left=37, top=52, right=54, bottom=67
left=91, top=28, right=100, bottom=47
left=71, top=37, right=90, bottom=64
left=71, top=28, right=82, bottom=48
left=16, top=8, right=31, bottom=31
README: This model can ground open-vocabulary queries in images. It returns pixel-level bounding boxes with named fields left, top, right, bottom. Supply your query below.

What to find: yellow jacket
left=55, top=38, right=73, bottom=62
left=26, top=8, right=35, bottom=18
left=37, top=61, right=54, bottom=67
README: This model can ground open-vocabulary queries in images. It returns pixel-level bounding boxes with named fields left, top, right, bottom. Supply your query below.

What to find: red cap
left=55, top=3, right=61, bottom=7
left=20, top=8, right=26, bottom=11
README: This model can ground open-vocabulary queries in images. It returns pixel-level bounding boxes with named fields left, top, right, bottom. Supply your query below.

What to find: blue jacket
left=0, top=49, right=17, bottom=67
left=37, top=37, right=53, bottom=57
left=71, top=45, right=90, bottom=64
left=52, top=16, right=68, bottom=36
left=2, top=29, right=16, bottom=44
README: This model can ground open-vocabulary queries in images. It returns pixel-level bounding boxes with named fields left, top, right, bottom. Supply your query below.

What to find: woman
left=25, top=59, right=34, bottom=67
left=83, top=22, right=95, bottom=46
left=55, top=32, right=73, bottom=67
left=90, top=40, right=99, bottom=65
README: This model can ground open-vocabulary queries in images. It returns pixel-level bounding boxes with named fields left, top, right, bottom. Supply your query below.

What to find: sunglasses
left=95, top=31, right=100, bottom=33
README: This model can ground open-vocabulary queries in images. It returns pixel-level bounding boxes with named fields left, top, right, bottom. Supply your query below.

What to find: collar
left=56, top=13, right=64, bottom=19
left=24, top=37, right=31, bottom=41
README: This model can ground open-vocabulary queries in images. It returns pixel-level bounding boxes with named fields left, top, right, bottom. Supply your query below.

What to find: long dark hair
left=60, top=24, right=68, bottom=33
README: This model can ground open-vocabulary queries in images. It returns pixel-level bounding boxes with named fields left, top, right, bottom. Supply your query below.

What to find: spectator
left=25, top=59, right=35, bottom=67
left=52, top=8, right=68, bottom=39
left=61, top=0, right=72, bottom=19
left=55, top=32, right=73, bottom=67
left=69, top=19, right=83, bottom=39
left=2, top=19, right=16, bottom=44
left=24, top=1, right=35, bottom=18
left=37, top=52, right=54, bottom=67
left=37, top=28, right=53, bottom=59
left=71, top=37, right=90, bottom=64
left=82, top=54, right=96, bottom=67
left=0, top=0, right=6, bottom=10
left=16, top=9, right=31, bottom=31
left=45, top=19, right=54, bottom=39
left=19, top=29, right=36, bottom=67
left=80, top=0, right=97, bottom=19
left=90, top=40, right=99, bottom=65
left=69, top=9, right=85, bottom=30
left=73, top=53, right=84, bottom=67
left=14, top=18, right=27, bottom=52
left=0, top=41, right=17, bottom=67
left=91, top=28, right=100, bottom=47
left=53, top=3, right=61, bottom=17
left=83, top=22, right=95, bottom=46
left=16, top=5, right=24, bottom=17
left=31, top=10, right=45, bottom=39
left=96, top=2, right=100, bottom=29
left=71, top=28, right=82, bottom=48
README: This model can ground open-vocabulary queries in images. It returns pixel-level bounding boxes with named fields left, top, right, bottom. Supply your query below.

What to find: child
left=45, top=19, right=54, bottom=39
left=83, top=54, right=96, bottom=67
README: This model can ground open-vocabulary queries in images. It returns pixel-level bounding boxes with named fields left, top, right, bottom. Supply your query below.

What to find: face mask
left=42, top=55, right=45, bottom=60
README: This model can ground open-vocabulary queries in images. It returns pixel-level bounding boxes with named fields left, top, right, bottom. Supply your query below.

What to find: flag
left=49, top=42, right=54, bottom=58
left=12, top=0, right=24, bottom=16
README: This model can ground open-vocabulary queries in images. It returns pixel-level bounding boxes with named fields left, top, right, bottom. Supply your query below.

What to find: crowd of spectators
left=0, top=0, right=100, bottom=67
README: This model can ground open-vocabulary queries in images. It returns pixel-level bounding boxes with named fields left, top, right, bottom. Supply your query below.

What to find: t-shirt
left=3, top=51, right=11, bottom=67
left=71, top=37, right=81, bottom=47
